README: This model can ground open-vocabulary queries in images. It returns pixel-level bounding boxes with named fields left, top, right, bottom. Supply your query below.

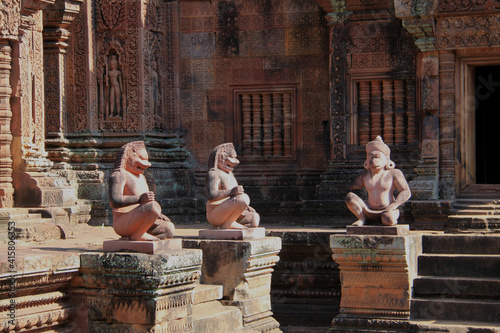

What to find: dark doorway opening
left=475, top=65, right=500, bottom=184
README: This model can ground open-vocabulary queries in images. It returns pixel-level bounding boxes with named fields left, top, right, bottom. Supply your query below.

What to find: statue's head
left=364, top=136, right=395, bottom=170
left=114, top=141, right=151, bottom=175
left=208, top=143, right=239, bottom=173
left=110, top=55, right=118, bottom=69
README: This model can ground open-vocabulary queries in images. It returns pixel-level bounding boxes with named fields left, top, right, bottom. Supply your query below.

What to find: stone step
left=193, top=283, right=223, bottom=305
left=422, top=235, right=500, bottom=254
left=418, top=254, right=500, bottom=278
left=411, top=298, right=500, bottom=323
left=413, top=276, right=500, bottom=299
left=446, top=216, right=500, bottom=231
left=410, top=319, right=500, bottom=332
left=192, top=300, right=244, bottom=333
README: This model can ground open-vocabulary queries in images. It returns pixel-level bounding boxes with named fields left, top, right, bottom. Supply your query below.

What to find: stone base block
left=198, top=227, right=266, bottom=240
left=88, top=316, right=193, bottom=333
left=346, top=225, right=409, bottom=235
left=102, top=238, right=182, bottom=254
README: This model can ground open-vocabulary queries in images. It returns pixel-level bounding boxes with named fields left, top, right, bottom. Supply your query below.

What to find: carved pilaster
left=438, top=51, right=456, bottom=199
left=43, top=0, right=82, bottom=163
left=409, top=54, right=440, bottom=202
left=0, top=42, right=14, bottom=208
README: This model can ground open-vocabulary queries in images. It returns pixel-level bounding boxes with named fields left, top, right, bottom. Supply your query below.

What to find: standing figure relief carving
left=105, top=54, right=124, bottom=119
left=97, top=46, right=127, bottom=122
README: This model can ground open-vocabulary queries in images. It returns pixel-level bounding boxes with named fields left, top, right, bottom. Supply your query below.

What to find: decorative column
left=43, top=0, right=83, bottom=163
left=0, top=42, right=14, bottom=208
left=272, top=92, right=283, bottom=156
left=184, top=237, right=282, bottom=333
left=330, top=233, right=422, bottom=332
left=242, top=93, right=252, bottom=156
left=252, top=93, right=263, bottom=156
left=80, top=250, right=202, bottom=332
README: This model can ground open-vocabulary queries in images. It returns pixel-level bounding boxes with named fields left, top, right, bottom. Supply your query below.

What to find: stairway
left=0, top=204, right=91, bottom=242
left=411, top=234, right=500, bottom=328
left=447, top=185, right=500, bottom=232
left=192, top=283, right=258, bottom=333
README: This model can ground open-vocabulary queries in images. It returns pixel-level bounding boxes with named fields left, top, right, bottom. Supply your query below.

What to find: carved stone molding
left=330, top=234, right=422, bottom=322
left=394, top=0, right=438, bottom=51
left=0, top=0, right=21, bottom=40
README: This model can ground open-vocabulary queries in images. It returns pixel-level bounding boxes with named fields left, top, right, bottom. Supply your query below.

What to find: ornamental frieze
left=439, top=0, right=500, bottom=13
left=436, top=15, right=500, bottom=48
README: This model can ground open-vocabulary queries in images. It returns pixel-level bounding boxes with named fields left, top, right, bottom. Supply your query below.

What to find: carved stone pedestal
left=184, top=237, right=282, bottom=333
left=198, top=227, right=266, bottom=240
left=330, top=233, right=422, bottom=332
left=80, top=250, right=202, bottom=332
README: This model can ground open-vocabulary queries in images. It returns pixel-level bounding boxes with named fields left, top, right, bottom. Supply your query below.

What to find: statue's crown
left=366, top=136, right=390, bottom=158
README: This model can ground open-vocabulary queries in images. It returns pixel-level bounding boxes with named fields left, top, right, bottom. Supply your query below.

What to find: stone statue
left=205, top=143, right=260, bottom=229
left=109, top=141, right=175, bottom=241
left=106, top=55, right=123, bottom=118
left=345, top=136, right=411, bottom=226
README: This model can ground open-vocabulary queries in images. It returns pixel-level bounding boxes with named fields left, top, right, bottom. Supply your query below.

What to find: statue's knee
left=236, top=193, right=250, bottom=209
left=345, top=192, right=357, bottom=203
left=145, top=201, right=162, bottom=216
left=381, top=212, right=397, bottom=226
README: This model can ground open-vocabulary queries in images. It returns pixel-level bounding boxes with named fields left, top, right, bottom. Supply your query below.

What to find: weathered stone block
left=102, top=238, right=183, bottom=254
left=330, top=234, right=422, bottom=320
left=81, top=250, right=202, bottom=331
left=184, top=237, right=281, bottom=332
left=198, top=227, right=266, bottom=240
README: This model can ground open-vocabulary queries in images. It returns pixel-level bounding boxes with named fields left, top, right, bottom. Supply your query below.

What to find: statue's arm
left=108, top=173, right=142, bottom=208
left=386, top=169, right=411, bottom=211
left=350, top=171, right=365, bottom=190
left=206, top=170, right=233, bottom=201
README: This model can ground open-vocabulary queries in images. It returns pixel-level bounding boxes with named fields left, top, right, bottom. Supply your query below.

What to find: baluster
left=394, top=80, right=406, bottom=145
left=370, top=80, right=383, bottom=140
left=358, top=81, right=370, bottom=145
left=262, top=93, right=273, bottom=156
left=407, top=80, right=417, bottom=143
left=272, top=93, right=283, bottom=156
left=382, top=80, right=394, bottom=145
left=241, top=93, right=252, bottom=156
left=252, top=93, right=263, bottom=156
left=283, top=93, right=292, bottom=156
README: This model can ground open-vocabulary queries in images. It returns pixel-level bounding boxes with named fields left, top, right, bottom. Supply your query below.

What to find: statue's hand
left=140, top=191, right=155, bottom=203
left=230, top=185, right=244, bottom=196
left=384, top=203, right=398, bottom=212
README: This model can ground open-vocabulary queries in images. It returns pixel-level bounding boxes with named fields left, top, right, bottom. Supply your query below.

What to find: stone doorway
left=475, top=65, right=500, bottom=184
